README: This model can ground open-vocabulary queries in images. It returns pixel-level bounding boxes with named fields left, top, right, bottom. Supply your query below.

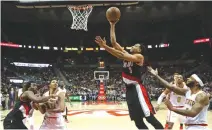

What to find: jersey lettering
left=123, top=61, right=133, bottom=74
left=185, top=99, right=195, bottom=106
left=123, top=61, right=133, bottom=68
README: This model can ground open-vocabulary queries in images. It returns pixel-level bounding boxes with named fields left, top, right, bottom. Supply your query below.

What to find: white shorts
left=185, top=125, right=208, bottom=130
left=166, top=109, right=185, bottom=123
left=40, top=115, right=66, bottom=130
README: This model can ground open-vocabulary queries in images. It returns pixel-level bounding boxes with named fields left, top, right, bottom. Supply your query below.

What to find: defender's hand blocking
left=147, top=67, right=158, bottom=76
left=95, top=36, right=106, bottom=47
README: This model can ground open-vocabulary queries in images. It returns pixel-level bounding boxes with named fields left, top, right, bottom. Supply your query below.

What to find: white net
left=68, top=5, right=93, bottom=31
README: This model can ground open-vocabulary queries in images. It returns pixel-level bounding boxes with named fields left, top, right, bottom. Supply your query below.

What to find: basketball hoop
left=67, top=5, right=93, bottom=31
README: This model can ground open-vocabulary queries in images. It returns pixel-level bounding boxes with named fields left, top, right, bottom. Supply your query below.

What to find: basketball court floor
left=0, top=101, right=212, bottom=130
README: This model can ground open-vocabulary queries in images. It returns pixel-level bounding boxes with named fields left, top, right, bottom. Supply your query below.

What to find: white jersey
left=169, top=84, right=187, bottom=107
left=60, top=88, right=67, bottom=96
left=40, top=88, right=66, bottom=130
left=184, top=90, right=209, bottom=125
left=43, top=89, right=63, bottom=117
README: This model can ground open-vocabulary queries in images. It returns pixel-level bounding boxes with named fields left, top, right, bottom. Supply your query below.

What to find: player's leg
left=145, top=113, right=164, bottom=129
left=64, top=107, right=69, bottom=123
left=4, top=116, right=28, bottom=129
left=178, top=113, right=186, bottom=130
left=127, top=103, right=148, bottom=129
left=126, top=84, right=149, bottom=129
left=165, top=110, right=175, bottom=130
left=135, top=83, right=164, bottom=129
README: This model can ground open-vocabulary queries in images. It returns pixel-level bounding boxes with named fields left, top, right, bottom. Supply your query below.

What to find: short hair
left=22, top=81, right=33, bottom=92
left=139, top=44, right=146, bottom=55
left=174, top=73, right=179, bottom=75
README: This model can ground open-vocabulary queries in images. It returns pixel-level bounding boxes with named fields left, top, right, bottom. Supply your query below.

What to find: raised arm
left=148, top=67, right=188, bottom=96
left=95, top=36, right=143, bottom=63
left=110, top=23, right=126, bottom=53
left=167, top=92, right=209, bottom=117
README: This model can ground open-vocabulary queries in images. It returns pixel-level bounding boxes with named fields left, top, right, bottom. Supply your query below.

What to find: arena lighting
left=159, top=43, right=169, bottom=48
left=13, top=62, right=50, bottom=67
left=86, top=48, right=94, bottom=51
left=19, top=45, right=22, bottom=48
left=148, top=45, right=152, bottom=48
left=9, top=79, right=24, bottom=83
left=43, top=46, right=50, bottom=50
left=53, top=47, right=58, bottom=50
left=193, top=38, right=210, bottom=44
left=96, top=48, right=99, bottom=50
left=81, top=48, right=84, bottom=50
left=38, top=46, right=41, bottom=49
left=100, top=48, right=105, bottom=50
left=65, top=48, right=78, bottom=51
left=0, top=42, right=20, bottom=48
left=28, top=45, right=31, bottom=48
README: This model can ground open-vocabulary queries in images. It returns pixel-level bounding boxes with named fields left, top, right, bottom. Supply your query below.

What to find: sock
left=180, top=124, right=183, bottom=130
left=164, top=123, right=169, bottom=130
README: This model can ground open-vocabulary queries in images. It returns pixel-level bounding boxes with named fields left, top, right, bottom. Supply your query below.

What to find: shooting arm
left=154, top=75, right=188, bottom=96
left=172, top=92, right=209, bottom=117
left=103, top=44, right=143, bottom=62
left=110, top=24, right=126, bottom=52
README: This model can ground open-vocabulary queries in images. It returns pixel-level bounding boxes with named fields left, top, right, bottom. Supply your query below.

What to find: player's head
left=186, top=74, right=204, bottom=88
left=23, top=81, right=37, bottom=93
left=49, top=80, right=58, bottom=89
left=176, top=74, right=184, bottom=84
left=130, top=44, right=144, bottom=54
left=173, top=73, right=179, bottom=82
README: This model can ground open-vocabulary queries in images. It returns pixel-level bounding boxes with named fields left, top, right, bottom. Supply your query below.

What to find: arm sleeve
left=157, top=92, right=166, bottom=105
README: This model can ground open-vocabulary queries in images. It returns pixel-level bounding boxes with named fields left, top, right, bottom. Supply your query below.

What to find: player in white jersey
left=148, top=67, right=210, bottom=130
left=60, top=81, right=70, bottom=123
left=37, top=80, right=66, bottom=130
left=157, top=73, right=187, bottom=130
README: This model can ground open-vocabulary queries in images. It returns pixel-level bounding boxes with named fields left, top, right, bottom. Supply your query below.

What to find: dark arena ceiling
left=1, top=1, right=212, bottom=47
left=2, top=1, right=210, bottom=23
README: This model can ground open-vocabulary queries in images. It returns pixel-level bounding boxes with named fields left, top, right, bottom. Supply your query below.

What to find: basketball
left=106, top=7, right=121, bottom=23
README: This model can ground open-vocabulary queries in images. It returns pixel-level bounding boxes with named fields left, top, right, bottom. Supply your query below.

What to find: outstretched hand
left=95, top=36, right=106, bottom=47
left=147, top=66, right=158, bottom=76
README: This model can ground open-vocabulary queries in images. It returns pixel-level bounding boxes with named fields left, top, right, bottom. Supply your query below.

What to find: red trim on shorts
left=122, top=72, right=140, bottom=82
left=22, top=103, right=30, bottom=115
left=45, top=116, right=59, bottom=118
left=139, top=83, right=155, bottom=114
left=185, top=124, right=208, bottom=126
left=122, top=72, right=155, bottom=114
left=173, top=106, right=184, bottom=108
